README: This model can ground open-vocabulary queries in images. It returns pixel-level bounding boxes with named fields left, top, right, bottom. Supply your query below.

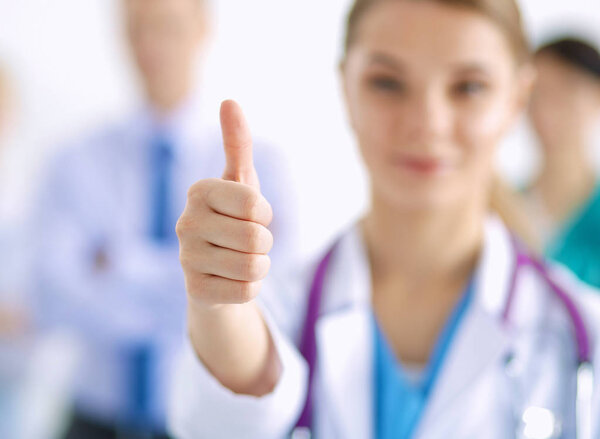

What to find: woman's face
left=529, top=54, right=600, bottom=152
left=342, top=1, right=530, bottom=210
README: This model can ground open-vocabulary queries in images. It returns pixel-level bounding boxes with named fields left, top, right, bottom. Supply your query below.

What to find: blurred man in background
left=0, top=62, right=31, bottom=439
left=31, top=0, right=294, bottom=438
left=0, top=66, right=25, bottom=337
left=525, top=36, right=600, bottom=288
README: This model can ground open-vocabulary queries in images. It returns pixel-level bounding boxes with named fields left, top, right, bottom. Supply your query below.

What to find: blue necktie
left=125, top=133, right=175, bottom=431
left=150, top=133, right=175, bottom=243
left=129, top=344, right=153, bottom=430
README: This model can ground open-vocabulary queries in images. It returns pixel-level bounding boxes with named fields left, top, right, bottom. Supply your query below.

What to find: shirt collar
left=131, top=91, right=206, bottom=158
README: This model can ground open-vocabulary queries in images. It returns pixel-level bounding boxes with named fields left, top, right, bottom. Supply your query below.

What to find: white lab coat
left=168, top=217, right=600, bottom=439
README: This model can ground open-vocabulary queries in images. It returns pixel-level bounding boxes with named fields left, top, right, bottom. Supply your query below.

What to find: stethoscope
left=291, top=235, right=594, bottom=439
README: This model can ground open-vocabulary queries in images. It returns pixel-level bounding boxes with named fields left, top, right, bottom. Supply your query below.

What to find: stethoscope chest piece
left=291, top=426, right=312, bottom=439
left=505, top=354, right=563, bottom=439
left=517, top=406, right=562, bottom=439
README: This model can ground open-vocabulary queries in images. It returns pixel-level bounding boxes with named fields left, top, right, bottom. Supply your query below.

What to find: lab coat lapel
left=316, top=309, right=373, bottom=439
left=314, top=227, right=374, bottom=439
left=415, top=306, right=514, bottom=437
left=311, top=217, right=517, bottom=438
left=416, top=217, right=517, bottom=437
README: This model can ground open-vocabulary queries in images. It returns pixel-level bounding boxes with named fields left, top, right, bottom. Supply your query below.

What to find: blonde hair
left=343, top=0, right=537, bottom=249
left=344, top=0, right=531, bottom=64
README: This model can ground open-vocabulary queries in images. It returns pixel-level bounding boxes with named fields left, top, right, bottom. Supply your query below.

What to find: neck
left=535, top=140, right=596, bottom=218
left=542, top=138, right=592, bottom=180
left=146, top=79, right=192, bottom=115
left=363, top=192, right=486, bottom=288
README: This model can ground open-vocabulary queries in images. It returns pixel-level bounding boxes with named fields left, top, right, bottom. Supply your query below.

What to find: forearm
left=187, top=299, right=281, bottom=397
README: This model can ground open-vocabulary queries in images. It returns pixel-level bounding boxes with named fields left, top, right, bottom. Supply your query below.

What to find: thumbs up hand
left=177, top=100, right=274, bottom=307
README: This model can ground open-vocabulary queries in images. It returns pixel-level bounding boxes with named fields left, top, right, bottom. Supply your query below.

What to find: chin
left=375, top=179, right=464, bottom=212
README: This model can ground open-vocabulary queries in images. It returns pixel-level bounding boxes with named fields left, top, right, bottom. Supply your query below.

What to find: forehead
left=124, top=0, right=200, bottom=17
left=352, top=1, right=514, bottom=69
left=535, top=54, right=598, bottom=86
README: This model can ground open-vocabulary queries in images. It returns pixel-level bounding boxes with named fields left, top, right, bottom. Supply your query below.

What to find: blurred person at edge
left=30, top=0, right=295, bottom=438
left=0, top=63, right=31, bottom=439
left=525, top=37, right=600, bottom=288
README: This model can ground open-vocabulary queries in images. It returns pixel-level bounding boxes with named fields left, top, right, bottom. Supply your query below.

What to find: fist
left=177, top=100, right=274, bottom=307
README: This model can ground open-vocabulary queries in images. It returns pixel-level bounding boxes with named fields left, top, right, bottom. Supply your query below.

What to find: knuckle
left=264, top=229, right=274, bottom=253
left=186, top=181, right=204, bottom=202
left=179, top=249, right=199, bottom=273
left=264, top=201, right=274, bottom=226
left=178, top=249, right=191, bottom=270
left=240, top=254, right=269, bottom=281
left=242, top=189, right=261, bottom=220
left=175, top=215, right=193, bottom=238
left=187, top=179, right=216, bottom=204
left=242, top=223, right=263, bottom=251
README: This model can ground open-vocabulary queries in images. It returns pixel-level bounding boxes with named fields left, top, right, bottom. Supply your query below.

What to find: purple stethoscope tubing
left=293, top=235, right=593, bottom=438
left=502, top=235, right=591, bottom=364
left=295, top=244, right=337, bottom=430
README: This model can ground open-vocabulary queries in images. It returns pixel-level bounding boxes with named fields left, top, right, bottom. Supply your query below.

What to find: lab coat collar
left=313, top=215, right=516, bottom=438
left=315, top=226, right=374, bottom=439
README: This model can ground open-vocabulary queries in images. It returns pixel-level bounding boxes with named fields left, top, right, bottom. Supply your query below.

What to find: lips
left=393, top=155, right=455, bottom=175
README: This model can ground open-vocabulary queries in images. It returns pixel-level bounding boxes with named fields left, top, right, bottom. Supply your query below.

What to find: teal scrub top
left=547, top=184, right=600, bottom=288
left=373, top=280, right=475, bottom=439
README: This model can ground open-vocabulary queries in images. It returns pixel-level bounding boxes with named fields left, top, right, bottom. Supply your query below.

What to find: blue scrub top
left=373, top=280, right=475, bottom=439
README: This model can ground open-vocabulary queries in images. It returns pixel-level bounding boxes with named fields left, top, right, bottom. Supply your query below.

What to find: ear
left=513, top=63, right=537, bottom=113
left=339, top=58, right=348, bottom=100
left=503, top=62, right=536, bottom=131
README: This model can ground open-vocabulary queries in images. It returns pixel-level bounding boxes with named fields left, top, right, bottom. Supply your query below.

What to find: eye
left=454, top=80, right=488, bottom=97
left=368, top=76, right=405, bottom=93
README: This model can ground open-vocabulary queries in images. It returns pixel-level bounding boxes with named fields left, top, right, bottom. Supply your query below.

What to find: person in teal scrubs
left=526, top=37, right=600, bottom=288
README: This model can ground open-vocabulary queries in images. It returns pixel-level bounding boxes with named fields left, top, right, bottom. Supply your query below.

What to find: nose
left=402, top=87, right=453, bottom=147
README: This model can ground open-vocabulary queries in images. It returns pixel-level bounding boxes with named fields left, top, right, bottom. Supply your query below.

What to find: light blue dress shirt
left=30, top=98, right=296, bottom=431
left=0, top=222, right=30, bottom=439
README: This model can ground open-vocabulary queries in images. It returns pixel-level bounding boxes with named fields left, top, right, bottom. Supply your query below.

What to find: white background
left=0, top=0, right=599, bottom=260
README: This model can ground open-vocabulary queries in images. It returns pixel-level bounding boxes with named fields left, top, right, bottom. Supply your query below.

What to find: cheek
left=459, top=96, right=512, bottom=147
left=456, top=95, right=513, bottom=167
left=569, top=93, right=600, bottom=125
left=348, top=90, right=398, bottom=160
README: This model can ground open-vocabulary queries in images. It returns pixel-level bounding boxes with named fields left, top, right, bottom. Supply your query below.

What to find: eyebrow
left=450, top=63, right=494, bottom=76
left=367, top=52, right=495, bottom=77
left=367, top=52, right=407, bottom=72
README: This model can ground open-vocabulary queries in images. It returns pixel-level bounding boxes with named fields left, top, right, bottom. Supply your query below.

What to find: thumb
left=220, top=100, right=260, bottom=188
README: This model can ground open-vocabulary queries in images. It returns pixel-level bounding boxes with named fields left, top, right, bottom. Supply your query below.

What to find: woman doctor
left=170, top=0, right=600, bottom=438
